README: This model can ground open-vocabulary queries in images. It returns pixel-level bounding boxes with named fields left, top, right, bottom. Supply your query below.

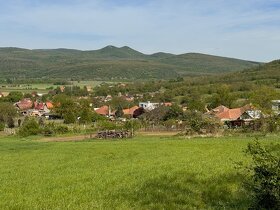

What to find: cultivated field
left=0, top=135, right=279, bottom=209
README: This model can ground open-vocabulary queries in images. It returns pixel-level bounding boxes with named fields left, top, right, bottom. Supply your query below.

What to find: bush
left=124, top=120, right=141, bottom=135
left=18, top=118, right=40, bottom=137
left=7, top=117, right=15, bottom=128
left=97, top=121, right=117, bottom=131
left=55, top=125, right=69, bottom=134
left=183, top=111, right=221, bottom=134
left=244, top=141, right=280, bottom=209
left=0, top=122, right=5, bottom=131
left=42, top=126, right=54, bottom=136
left=42, top=123, right=70, bottom=136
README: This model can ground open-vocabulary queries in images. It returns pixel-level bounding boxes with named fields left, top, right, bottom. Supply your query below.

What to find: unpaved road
left=38, top=131, right=179, bottom=142
left=39, top=134, right=95, bottom=142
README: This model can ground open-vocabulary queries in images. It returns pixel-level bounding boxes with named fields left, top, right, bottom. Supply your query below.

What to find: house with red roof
left=15, top=98, right=33, bottom=111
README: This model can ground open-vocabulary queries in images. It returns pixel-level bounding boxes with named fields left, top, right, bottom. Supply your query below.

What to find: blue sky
left=0, top=0, right=280, bottom=62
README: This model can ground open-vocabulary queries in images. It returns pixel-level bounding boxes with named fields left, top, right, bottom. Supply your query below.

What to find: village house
left=207, top=104, right=262, bottom=127
left=86, top=86, right=92, bottom=92
left=14, top=99, right=54, bottom=117
left=123, top=106, right=145, bottom=118
left=139, top=101, right=160, bottom=111
left=14, top=98, right=33, bottom=111
left=95, top=105, right=115, bottom=117
left=59, top=86, right=65, bottom=93
left=104, top=95, right=113, bottom=102
left=139, top=101, right=173, bottom=111
left=34, top=101, right=52, bottom=114
left=272, top=100, right=280, bottom=115
left=117, top=83, right=127, bottom=88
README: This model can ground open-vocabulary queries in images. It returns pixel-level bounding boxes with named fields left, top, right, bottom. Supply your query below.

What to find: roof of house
left=123, top=106, right=139, bottom=115
left=211, top=105, right=229, bottom=114
left=95, top=105, right=108, bottom=115
left=46, top=101, right=54, bottom=109
left=216, top=108, right=243, bottom=121
left=16, top=99, right=33, bottom=110
left=213, top=104, right=256, bottom=121
left=163, top=102, right=173, bottom=107
left=34, top=102, right=44, bottom=110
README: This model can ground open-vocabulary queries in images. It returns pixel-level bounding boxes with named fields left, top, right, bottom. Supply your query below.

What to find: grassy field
left=0, top=81, right=105, bottom=95
left=0, top=135, right=279, bottom=209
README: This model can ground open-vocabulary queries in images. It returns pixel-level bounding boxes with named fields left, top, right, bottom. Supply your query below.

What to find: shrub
left=42, top=127, right=54, bottom=136
left=244, top=141, right=280, bottom=209
left=183, top=111, right=221, bottom=134
left=0, top=122, right=5, bottom=131
left=124, top=120, right=141, bottom=134
left=97, top=121, right=117, bottom=131
left=42, top=123, right=70, bottom=136
left=55, top=125, right=69, bottom=134
left=18, top=118, right=40, bottom=137
left=7, top=117, right=15, bottom=128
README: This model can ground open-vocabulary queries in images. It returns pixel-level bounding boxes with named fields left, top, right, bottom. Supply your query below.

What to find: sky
left=0, top=0, right=280, bottom=62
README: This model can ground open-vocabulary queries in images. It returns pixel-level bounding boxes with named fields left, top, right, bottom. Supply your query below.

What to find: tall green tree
left=53, top=95, right=79, bottom=124
left=209, top=85, right=235, bottom=108
left=250, top=86, right=280, bottom=113
left=0, top=103, right=17, bottom=122
left=115, top=106, right=124, bottom=118
left=6, top=91, right=23, bottom=103
left=79, top=100, right=93, bottom=124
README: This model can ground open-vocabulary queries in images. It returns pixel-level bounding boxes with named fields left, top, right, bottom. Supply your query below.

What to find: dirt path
left=137, top=131, right=180, bottom=136
left=38, top=131, right=179, bottom=142
left=39, top=134, right=95, bottom=142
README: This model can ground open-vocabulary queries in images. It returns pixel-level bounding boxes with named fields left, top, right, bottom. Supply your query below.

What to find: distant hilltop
left=0, top=46, right=260, bottom=80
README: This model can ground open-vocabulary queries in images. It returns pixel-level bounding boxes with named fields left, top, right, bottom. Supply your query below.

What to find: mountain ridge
left=0, top=45, right=261, bottom=80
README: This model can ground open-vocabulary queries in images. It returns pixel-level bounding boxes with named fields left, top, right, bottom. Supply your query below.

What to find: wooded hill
left=0, top=46, right=259, bottom=80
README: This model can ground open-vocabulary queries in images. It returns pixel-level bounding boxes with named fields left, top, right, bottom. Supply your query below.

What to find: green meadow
left=0, top=135, right=279, bottom=209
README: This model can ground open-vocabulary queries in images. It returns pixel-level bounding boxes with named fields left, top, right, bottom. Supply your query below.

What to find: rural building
left=46, top=101, right=54, bottom=109
left=139, top=101, right=173, bottom=111
left=104, top=95, right=113, bottom=102
left=139, top=101, right=160, bottom=111
left=14, top=98, right=33, bottom=110
left=123, top=106, right=145, bottom=118
left=207, top=104, right=261, bottom=127
left=34, top=102, right=51, bottom=114
left=95, top=105, right=115, bottom=117
left=272, top=100, right=280, bottom=115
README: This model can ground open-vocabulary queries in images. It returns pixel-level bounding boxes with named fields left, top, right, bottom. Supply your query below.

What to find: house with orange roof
left=95, top=105, right=115, bottom=117
left=123, top=106, right=145, bottom=118
left=208, top=104, right=261, bottom=127
left=46, top=101, right=54, bottom=109
left=163, top=102, right=173, bottom=107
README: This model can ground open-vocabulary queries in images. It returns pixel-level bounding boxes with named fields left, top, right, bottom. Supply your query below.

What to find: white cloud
left=0, top=0, right=279, bottom=61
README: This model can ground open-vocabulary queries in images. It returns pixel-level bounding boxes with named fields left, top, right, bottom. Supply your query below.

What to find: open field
left=0, top=135, right=279, bottom=209
left=0, top=81, right=106, bottom=95
left=0, top=83, right=53, bottom=94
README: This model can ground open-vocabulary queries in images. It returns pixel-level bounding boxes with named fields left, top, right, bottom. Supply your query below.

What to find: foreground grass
left=0, top=135, right=279, bottom=209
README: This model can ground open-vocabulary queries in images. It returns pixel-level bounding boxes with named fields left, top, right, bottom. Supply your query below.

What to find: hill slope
left=0, top=46, right=259, bottom=80
left=220, top=59, right=280, bottom=85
